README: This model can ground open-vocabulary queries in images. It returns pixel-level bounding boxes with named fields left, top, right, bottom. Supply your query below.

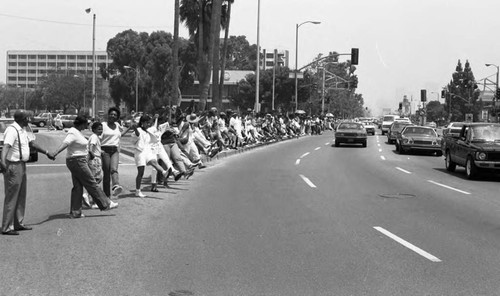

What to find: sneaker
left=135, top=189, right=146, bottom=198
left=109, top=201, right=119, bottom=209
left=185, top=168, right=194, bottom=180
left=173, top=171, right=184, bottom=182
left=82, top=193, right=91, bottom=208
left=112, top=185, right=123, bottom=196
left=198, top=162, right=206, bottom=169
left=69, top=213, right=85, bottom=219
left=91, top=204, right=99, bottom=209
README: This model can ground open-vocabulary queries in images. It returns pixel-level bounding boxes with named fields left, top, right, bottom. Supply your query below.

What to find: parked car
left=395, top=125, right=442, bottom=156
left=334, top=122, right=367, bottom=147
left=443, top=123, right=500, bottom=179
left=32, top=112, right=54, bottom=127
left=0, top=118, right=38, bottom=162
left=60, top=115, right=78, bottom=128
left=387, top=121, right=412, bottom=144
left=361, top=121, right=376, bottom=135
left=425, top=121, right=437, bottom=128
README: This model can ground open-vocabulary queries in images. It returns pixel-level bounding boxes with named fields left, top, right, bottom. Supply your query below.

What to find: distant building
left=261, top=49, right=289, bottom=70
left=6, top=50, right=112, bottom=88
left=5, top=50, right=113, bottom=115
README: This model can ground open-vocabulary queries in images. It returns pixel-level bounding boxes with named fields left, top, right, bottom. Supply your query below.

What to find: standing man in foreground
left=0, top=110, right=54, bottom=235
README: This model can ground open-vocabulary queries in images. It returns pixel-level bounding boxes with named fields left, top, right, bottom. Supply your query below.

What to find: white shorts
left=134, top=148, right=157, bottom=167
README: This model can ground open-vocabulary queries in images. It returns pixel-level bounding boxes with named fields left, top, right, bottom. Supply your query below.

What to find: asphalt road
left=1, top=131, right=500, bottom=295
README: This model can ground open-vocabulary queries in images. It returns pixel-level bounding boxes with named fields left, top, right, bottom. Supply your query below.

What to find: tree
left=224, top=35, right=257, bottom=70
left=446, top=59, right=480, bottom=121
left=39, top=74, right=85, bottom=113
left=218, top=0, right=234, bottom=111
left=425, top=100, right=447, bottom=125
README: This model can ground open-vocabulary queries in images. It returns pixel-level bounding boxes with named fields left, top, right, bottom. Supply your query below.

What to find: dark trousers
left=66, top=156, right=111, bottom=216
left=2, top=161, right=27, bottom=232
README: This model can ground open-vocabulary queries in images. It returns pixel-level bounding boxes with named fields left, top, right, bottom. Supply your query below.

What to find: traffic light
left=441, top=90, right=445, bottom=98
left=496, top=88, right=500, bottom=99
left=421, top=89, right=427, bottom=102
left=349, top=76, right=358, bottom=89
left=351, top=48, right=359, bottom=65
left=398, top=102, right=402, bottom=110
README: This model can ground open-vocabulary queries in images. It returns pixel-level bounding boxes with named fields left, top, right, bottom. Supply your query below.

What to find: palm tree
left=172, top=0, right=180, bottom=109
left=218, top=0, right=234, bottom=111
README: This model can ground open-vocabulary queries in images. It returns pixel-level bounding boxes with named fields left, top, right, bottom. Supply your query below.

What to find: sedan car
left=395, top=125, right=442, bottom=156
left=334, top=122, right=367, bottom=147
left=361, top=121, right=376, bottom=135
left=0, top=118, right=38, bottom=162
left=387, top=121, right=412, bottom=144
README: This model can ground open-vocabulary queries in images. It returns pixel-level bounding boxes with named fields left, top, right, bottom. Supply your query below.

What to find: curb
left=119, top=136, right=300, bottom=163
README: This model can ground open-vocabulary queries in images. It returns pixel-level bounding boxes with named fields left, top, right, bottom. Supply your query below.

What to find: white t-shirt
left=63, top=127, right=88, bottom=158
left=101, top=122, right=124, bottom=147
left=3, top=122, right=31, bottom=162
left=88, top=133, right=101, bottom=157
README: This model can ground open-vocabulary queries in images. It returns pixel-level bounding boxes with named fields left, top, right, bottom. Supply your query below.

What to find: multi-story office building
left=261, top=49, right=289, bottom=70
left=6, top=50, right=111, bottom=88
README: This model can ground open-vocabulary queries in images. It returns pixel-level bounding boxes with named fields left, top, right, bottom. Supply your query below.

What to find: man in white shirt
left=1, top=111, right=54, bottom=235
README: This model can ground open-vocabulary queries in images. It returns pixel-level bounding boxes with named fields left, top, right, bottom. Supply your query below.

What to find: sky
left=1, top=0, right=500, bottom=116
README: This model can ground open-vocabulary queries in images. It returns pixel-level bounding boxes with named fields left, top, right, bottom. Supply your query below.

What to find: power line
left=0, top=12, right=170, bottom=29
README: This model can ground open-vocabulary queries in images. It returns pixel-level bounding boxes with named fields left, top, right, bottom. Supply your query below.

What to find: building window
left=39, top=69, right=46, bottom=74
left=18, top=70, right=26, bottom=74
left=8, top=77, right=17, bottom=81
left=57, top=55, right=66, bottom=59
left=28, top=77, right=37, bottom=81
left=38, top=55, right=46, bottom=59
left=77, top=63, right=86, bottom=67
left=68, top=62, right=75, bottom=67
left=98, top=55, right=107, bottom=60
left=39, top=62, right=46, bottom=67
left=8, top=69, right=16, bottom=74
left=18, top=62, right=26, bottom=67
left=48, top=55, right=56, bottom=59
left=18, top=55, right=27, bottom=59
left=28, top=55, right=37, bottom=59
left=266, top=61, right=274, bottom=67
left=8, top=55, right=17, bottom=59
left=18, top=77, right=26, bottom=81
left=87, top=55, right=93, bottom=59
left=57, top=63, right=66, bottom=68
left=28, top=70, right=36, bottom=74
left=77, top=55, right=86, bottom=59
left=28, top=62, right=37, bottom=67
left=68, top=55, right=76, bottom=60
left=87, top=63, right=93, bottom=68
left=48, top=62, right=56, bottom=67
left=8, top=62, right=17, bottom=67
left=266, top=53, right=274, bottom=58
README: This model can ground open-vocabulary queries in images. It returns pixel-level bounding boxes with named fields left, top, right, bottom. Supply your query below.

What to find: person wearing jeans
left=101, top=107, right=132, bottom=198
left=51, top=116, right=118, bottom=218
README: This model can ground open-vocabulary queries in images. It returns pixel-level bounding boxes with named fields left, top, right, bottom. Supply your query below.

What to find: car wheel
left=362, top=141, right=367, bottom=147
left=335, top=140, right=340, bottom=147
left=445, top=150, right=456, bottom=172
left=465, top=156, right=478, bottom=180
left=436, top=150, right=443, bottom=157
left=398, top=144, right=405, bottom=154
left=38, top=121, right=45, bottom=127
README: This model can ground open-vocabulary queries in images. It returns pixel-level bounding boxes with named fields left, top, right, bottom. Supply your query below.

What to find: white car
left=381, top=115, right=400, bottom=135
left=361, top=121, right=376, bottom=135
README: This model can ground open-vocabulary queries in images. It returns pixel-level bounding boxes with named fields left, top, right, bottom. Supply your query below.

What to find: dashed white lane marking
left=427, top=180, right=471, bottom=195
left=315, top=147, right=321, bottom=151
left=325, top=142, right=330, bottom=145
left=374, top=226, right=442, bottom=263
left=378, top=149, right=382, bottom=152
left=295, top=159, right=300, bottom=165
left=300, top=152, right=310, bottom=158
left=377, top=143, right=381, bottom=147
left=380, top=156, right=386, bottom=160
left=299, top=174, right=317, bottom=188
left=396, top=167, right=412, bottom=174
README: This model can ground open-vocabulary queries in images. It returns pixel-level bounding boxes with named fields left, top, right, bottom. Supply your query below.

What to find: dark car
left=334, top=122, right=367, bottom=147
left=395, top=125, right=442, bottom=156
left=0, top=119, right=38, bottom=162
left=387, top=121, right=412, bottom=144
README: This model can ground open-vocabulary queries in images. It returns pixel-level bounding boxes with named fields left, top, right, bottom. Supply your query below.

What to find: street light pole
left=86, top=8, right=96, bottom=118
left=294, top=20, right=320, bottom=112
left=124, top=66, right=139, bottom=113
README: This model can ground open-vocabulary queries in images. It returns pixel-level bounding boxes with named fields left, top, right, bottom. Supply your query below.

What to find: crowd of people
left=1, top=107, right=335, bottom=235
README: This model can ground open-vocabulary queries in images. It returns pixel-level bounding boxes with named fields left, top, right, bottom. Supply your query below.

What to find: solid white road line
left=299, top=174, right=317, bottom=188
left=300, top=152, right=310, bottom=158
left=427, top=180, right=471, bottom=195
left=396, top=167, right=412, bottom=174
left=315, top=147, right=321, bottom=151
left=380, top=156, right=386, bottom=160
left=373, top=226, right=442, bottom=263
left=325, top=142, right=330, bottom=145
left=295, top=159, right=301, bottom=165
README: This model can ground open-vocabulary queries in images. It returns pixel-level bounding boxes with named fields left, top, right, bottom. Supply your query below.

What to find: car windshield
left=471, top=125, right=500, bottom=142
left=339, top=123, right=363, bottom=130
left=403, top=127, right=436, bottom=136
left=383, top=116, right=396, bottom=121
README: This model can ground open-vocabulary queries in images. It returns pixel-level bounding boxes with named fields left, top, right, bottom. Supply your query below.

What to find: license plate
left=347, top=138, right=354, bottom=142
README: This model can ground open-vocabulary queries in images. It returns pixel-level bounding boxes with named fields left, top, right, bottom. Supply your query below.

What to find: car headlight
left=402, top=138, right=409, bottom=144
left=336, top=133, right=343, bottom=137
left=432, top=141, right=438, bottom=146
left=408, top=138, right=413, bottom=144
left=476, top=152, right=487, bottom=161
